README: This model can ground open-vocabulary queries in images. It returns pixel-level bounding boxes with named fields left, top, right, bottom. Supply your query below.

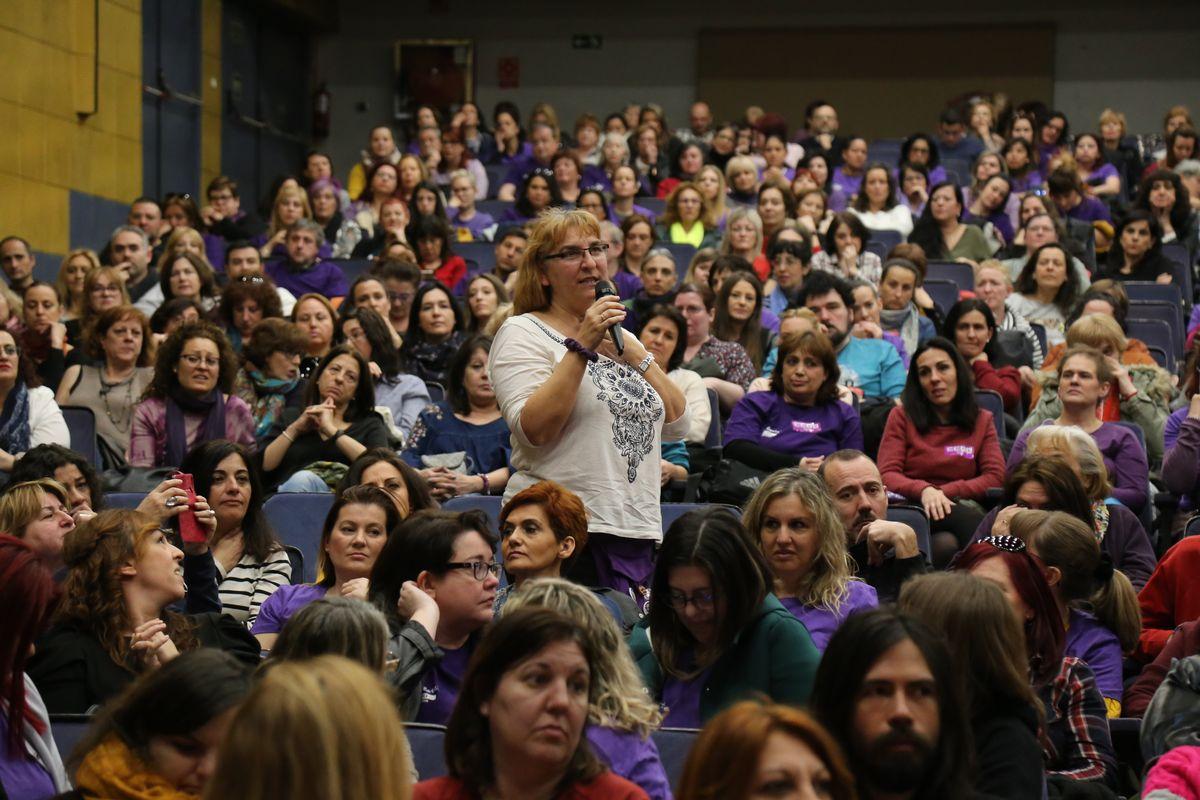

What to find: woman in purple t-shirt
left=367, top=508, right=500, bottom=724
left=1017, top=509, right=1141, bottom=716
left=251, top=485, right=400, bottom=650
left=742, top=468, right=878, bottom=652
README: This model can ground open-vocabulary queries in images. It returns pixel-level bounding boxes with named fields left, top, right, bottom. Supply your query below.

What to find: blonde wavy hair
left=0, top=479, right=69, bottom=541
left=267, top=185, right=315, bottom=239
left=742, top=468, right=858, bottom=612
left=512, top=208, right=601, bottom=314
left=502, top=577, right=663, bottom=737
left=203, top=655, right=412, bottom=800
left=56, top=249, right=100, bottom=316
left=156, top=226, right=207, bottom=272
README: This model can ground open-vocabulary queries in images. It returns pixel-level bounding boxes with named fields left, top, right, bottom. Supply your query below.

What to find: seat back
left=1123, top=281, right=1183, bottom=306
left=262, top=493, right=336, bottom=583
left=49, top=714, right=94, bottom=763
left=440, top=495, right=503, bottom=537
left=927, top=260, right=975, bottom=292
left=61, top=406, right=101, bottom=467
left=661, top=243, right=698, bottom=279
left=865, top=228, right=903, bottom=253
left=405, top=722, right=448, bottom=779
left=1126, top=318, right=1177, bottom=372
left=326, top=258, right=372, bottom=283
left=922, top=279, right=959, bottom=316
left=703, top=388, right=723, bottom=450
left=886, top=504, right=932, bottom=565
left=660, top=502, right=741, bottom=534
left=1028, top=323, right=1048, bottom=359
left=652, top=727, right=700, bottom=790
left=1130, top=302, right=1184, bottom=355
left=1162, top=242, right=1194, bottom=301
left=104, top=492, right=147, bottom=509
left=456, top=242, right=497, bottom=273
left=1146, top=345, right=1170, bottom=370
left=640, top=198, right=667, bottom=216
left=974, top=390, right=1006, bottom=441
left=283, top=544, right=305, bottom=585
left=476, top=199, right=514, bottom=219
left=425, top=381, right=446, bottom=402
left=1185, top=515, right=1200, bottom=537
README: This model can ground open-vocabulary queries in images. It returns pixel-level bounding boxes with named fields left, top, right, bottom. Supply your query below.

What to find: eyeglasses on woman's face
left=444, top=560, right=502, bottom=581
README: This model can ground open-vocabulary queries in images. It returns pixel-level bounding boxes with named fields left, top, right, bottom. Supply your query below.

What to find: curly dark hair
left=8, top=444, right=105, bottom=511
left=181, top=440, right=279, bottom=562
left=218, top=278, right=283, bottom=332
left=158, top=251, right=219, bottom=303
left=338, top=448, right=437, bottom=516
left=144, top=320, right=238, bottom=399
left=302, top=344, right=376, bottom=421
left=241, top=318, right=307, bottom=372
left=339, top=306, right=401, bottom=379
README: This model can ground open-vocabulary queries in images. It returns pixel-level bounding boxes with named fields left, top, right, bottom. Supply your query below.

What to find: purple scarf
left=165, top=386, right=227, bottom=467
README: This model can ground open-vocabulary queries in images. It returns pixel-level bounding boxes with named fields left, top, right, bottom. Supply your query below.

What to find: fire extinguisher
left=313, top=83, right=331, bottom=139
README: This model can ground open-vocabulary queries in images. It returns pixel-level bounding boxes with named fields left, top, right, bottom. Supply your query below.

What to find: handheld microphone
left=594, top=281, right=624, bottom=356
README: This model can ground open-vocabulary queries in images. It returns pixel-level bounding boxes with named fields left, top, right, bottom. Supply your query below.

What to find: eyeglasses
left=665, top=590, right=715, bottom=611
left=444, top=561, right=501, bottom=581
left=544, top=243, right=610, bottom=265
left=0, top=345, right=17, bottom=357
left=981, top=535, right=1026, bottom=553
left=179, top=353, right=220, bottom=368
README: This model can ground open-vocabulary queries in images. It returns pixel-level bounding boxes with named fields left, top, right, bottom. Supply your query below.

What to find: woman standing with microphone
left=490, top=208, right=688, bottom=606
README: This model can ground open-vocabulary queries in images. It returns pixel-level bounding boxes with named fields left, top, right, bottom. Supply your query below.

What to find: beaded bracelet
left=563, top=337, right=599, bottom=362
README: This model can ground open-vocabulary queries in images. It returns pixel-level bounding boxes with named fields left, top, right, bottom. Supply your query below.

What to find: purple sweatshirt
left=1065, top=608, right=1124, bottom=705
left=724, top=391, right=863, bottom=458
left=1162, top=410, right=1198, bottom=512
left=415, top=642, right=474, bottom=725
left=448, top=208, right=496, bottom=242
left=250, top=583, right=325, bottom=635
left=586, top=725, right=673, bottom=800
left=265, top=258, right=349, bottom=299
left=779, top=580, right=878, bottom=652
left=1008, top=421, right=1149, bottom=511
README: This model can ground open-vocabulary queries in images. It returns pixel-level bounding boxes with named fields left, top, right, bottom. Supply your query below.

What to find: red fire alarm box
left=498, top=57, right=519, bottom=89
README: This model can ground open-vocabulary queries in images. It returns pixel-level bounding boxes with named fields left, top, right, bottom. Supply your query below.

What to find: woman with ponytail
left=1012, top=509, right=1141, bottom=717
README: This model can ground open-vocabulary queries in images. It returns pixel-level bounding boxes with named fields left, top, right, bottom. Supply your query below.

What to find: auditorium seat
left=262, top=493, right=335, bottom=583
left=440, top=495, right=503, bottom=536
left=105, top=492, right=147, bottom=509
left=61, top=406, right=101, bottom=468
left=926, top=260, right=975, bottom=292
left=974, top=390, right=1006, bottom=442
left=922, top=279, right=959, bottom=316
left=885, top=504, right=932, bottom=565
left=652, top=726, right=699, bottom=790
left=405, top=722, right=448, bottom=779
left=660, top=502, right=740, bottom=534
left=49, top=714, right=93, bottom=762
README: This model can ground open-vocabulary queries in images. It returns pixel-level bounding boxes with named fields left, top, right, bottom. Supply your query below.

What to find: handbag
left=421, top=452, right=469, bottom=475
left=696, top=459, right=770, bottom=506
left=991, top=329, right=1035, bottom=369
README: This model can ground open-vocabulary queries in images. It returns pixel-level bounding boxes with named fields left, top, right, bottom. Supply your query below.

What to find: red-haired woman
left=0, top=535, right=71, bottom=796
left=676, top=699, right=856, bottom=800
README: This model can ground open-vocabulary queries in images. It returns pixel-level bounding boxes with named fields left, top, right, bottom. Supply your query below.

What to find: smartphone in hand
left=173, top=472, right=205, bottom=543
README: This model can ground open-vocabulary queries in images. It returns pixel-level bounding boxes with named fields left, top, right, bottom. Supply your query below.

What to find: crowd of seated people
left=3, top=93, right=1200, bottom=800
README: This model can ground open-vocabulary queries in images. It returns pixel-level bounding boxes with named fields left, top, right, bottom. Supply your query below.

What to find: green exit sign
left=571, top=34, right=603, bottom=49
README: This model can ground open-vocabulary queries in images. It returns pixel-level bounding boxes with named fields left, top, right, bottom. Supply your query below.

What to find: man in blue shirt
left=797, top=272, right=904, bottom=401
left=935, top=108, right=984, bottom=165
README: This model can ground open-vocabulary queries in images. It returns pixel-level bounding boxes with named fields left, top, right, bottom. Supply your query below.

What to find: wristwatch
left=636, top=353, right=655, bottom=374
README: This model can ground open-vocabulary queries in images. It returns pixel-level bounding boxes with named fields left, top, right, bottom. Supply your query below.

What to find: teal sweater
left=628, top=594, right=819, bottom=723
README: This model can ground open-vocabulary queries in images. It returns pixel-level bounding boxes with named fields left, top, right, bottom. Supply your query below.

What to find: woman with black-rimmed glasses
left=489, top=208, right=687, bottom=605
left=367, top=508, right=501, bottom=722
left=628, top=506, right=819, bottom=727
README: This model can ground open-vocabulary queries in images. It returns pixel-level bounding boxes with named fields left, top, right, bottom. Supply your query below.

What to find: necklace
left=98, top=367, right=137, bottom=433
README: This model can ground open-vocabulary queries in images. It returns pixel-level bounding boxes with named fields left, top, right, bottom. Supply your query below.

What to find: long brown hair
left=55, top=510, right=197, bottom=671
left=899, top=572, right=1041, bottom=719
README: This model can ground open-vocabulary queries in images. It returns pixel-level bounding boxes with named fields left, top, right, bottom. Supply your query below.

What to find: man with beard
left=799, top=271, right=904, bottom=455
left=812, top=608, right=978, bottom=800
left=820, top=449, right=926, bottom=602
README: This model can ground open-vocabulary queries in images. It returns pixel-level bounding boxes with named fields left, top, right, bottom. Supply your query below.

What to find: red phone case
left=174, top=472, right=204, bottom=543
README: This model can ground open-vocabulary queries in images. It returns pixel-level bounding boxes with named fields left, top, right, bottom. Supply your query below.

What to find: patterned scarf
left=74, top=735, right=198, bottom=800
left=880, top=303, right=921, bottom=357
left=246, top=369, right=299, bottom=438
left=0, top=380, right=31, bottom=455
